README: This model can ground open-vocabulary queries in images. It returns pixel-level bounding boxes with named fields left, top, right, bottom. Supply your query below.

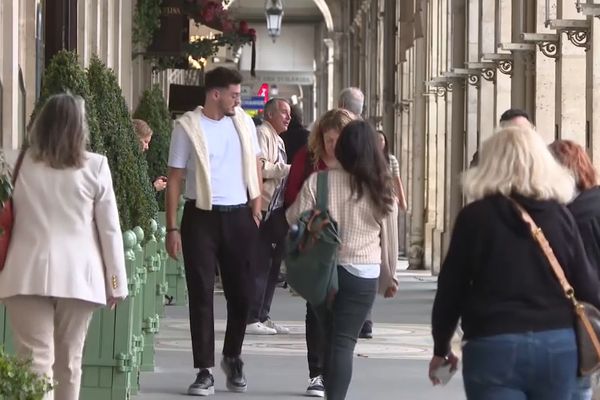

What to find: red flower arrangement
left=184, top=0, right=256, bottom=41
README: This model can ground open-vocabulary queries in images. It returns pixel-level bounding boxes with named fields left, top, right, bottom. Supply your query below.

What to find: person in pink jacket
left=0, top=93, right=128, bottom=400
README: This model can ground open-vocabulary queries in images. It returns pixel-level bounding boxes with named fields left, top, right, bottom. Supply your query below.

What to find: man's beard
left=224, top=109, right=235, bottom=117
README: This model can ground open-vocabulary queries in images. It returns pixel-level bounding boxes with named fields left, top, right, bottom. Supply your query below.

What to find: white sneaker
left=263, top=319, right=290, bottom=334
left=305, top=375, right=325, bottom=397
left=246, top=322, right=277, bottom=335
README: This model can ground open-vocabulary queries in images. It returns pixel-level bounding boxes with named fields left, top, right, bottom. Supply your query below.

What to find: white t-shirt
left=168, top=111, right=261, bottom=205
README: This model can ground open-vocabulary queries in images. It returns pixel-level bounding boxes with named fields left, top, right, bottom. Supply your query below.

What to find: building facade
left=2, top=0, right=598, bottom=273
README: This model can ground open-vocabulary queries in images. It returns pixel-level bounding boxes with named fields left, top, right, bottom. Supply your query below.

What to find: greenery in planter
left=87, top=56, right=158, bottom=234
left=0, top=348, right=53, bottom=400
left=33, top=50, right=104, bottom=154
left=133, top=0, right=163, bottom=51
left=134, top=86, right=172, bottom=211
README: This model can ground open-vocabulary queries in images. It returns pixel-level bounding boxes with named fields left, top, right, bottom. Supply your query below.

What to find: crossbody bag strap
left=316, top=171, right=329, bottom=212
left=12, top=147, right=27, bottom=186
left=507, top=197, right=576, bottom=300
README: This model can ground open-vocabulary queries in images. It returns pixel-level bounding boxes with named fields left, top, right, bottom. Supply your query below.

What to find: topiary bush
left=33, top=50, right=104, bottom=154
left=87, top=56, right=158, bottom=234
left=133, top=86, right=172, bottom=211
left=0, top=348, right=53, bottom=400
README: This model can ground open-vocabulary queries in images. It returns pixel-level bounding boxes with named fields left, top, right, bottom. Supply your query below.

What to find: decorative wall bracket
left=427, top=78, right=454, bottom=97
left=521, top=33, right=559, bottom=59
left=548, top=19, right=591, bottom=51
left=466, top=62, right=497, bottom=82
left=449, top=68, right=483, bottom=88
left=576, top=3, right=600, bottom=19
left=481, top=53, right=513, bottom=77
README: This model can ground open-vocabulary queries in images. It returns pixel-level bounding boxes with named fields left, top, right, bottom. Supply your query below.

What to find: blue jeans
left=463, top=329, right=578, bottom=400
left=312, top=267, right=377, bottom=400
left=571, top=376, right=592, bottom=400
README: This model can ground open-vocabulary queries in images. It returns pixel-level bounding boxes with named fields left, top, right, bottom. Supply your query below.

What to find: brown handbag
left=509, top=197, right=600, bottom=376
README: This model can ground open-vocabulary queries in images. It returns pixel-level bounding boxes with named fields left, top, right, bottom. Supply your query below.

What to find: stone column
left=366, top=2, right=378, bottom=119
left=495, top=0, right=512, bottom=116
left=409, top=0, right=427, bottom=269
left=432, top=0, right=450, bottom=273
left=479, top=0, right=495, bottom=141
left=534, top=0, right=557, bottom=142
left=19, top=0, right=37, bottom=127
left=121, top=0, right=133, bottom=109
left=98, top=0, right=109, bottom=63
left=511, top=0, right=527, bottom=109
left=383, top=0, right=396, bottom=147
left=442, top=0, right=466, bottom=259
left=587, top=9, right=600, bottom=169
left=466, top=0, right=479, bottom=162
left=556, top=0, right=587, bottom=144
left=1, top=0, right=19, bottom=149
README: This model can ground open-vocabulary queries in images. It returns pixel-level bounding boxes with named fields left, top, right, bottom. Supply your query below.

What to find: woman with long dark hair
left=284, top=108, right=355, bottom=397
left=287, top=120, right=399, bottom=400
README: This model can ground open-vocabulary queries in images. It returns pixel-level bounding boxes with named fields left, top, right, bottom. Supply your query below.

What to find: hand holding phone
left=428, top=352, right=459, bottom=386
left=432, top=361, right=457, bottom=385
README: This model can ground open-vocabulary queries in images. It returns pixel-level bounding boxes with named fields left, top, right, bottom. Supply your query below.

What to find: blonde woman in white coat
left=0, top=93, right=128, bottom=400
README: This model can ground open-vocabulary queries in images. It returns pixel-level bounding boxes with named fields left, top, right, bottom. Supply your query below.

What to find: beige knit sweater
left=175, top=106, right=261, bottom=210
left=286, top=169, right=399, bottom=294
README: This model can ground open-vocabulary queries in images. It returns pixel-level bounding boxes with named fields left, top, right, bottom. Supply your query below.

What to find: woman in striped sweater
left=287, top=120, right=399, bottom=400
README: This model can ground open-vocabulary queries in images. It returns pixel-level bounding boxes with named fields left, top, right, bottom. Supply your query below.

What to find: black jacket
left=432, top=193, right=600, bottom=357
left=282, top=120, right=309, bottom=163
left=568, top=186, right=600, bottom=281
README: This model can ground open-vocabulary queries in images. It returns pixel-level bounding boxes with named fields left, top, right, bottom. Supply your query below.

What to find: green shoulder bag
left=285, top=171, right=341, bottom=306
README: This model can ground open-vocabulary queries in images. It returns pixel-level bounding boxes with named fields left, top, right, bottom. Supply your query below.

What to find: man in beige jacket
left=247, top=98, right=292, bottom=335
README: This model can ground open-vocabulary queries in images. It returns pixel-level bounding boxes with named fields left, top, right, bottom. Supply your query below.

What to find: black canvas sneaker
left=220, top=356, right=248, bottom=392
left=187, top=369, right=214, bottom=396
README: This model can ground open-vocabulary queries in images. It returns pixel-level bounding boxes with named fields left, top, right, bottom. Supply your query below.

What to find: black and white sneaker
left=187, top=369, right=214, bottom=396
left=220, top=356, right=248, bottom=392
left=305, top=375, right=325, bottom=397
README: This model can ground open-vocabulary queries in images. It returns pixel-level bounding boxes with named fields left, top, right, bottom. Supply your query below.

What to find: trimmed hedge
left=33, top=50, right=104, bottom=154
left=133, top=86, right=172, bottom=211
left=87, top=56, right=158, bottom=234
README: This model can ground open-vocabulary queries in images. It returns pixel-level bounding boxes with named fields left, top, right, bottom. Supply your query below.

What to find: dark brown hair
left=204, top=67, right=243, bottom=91
left=549, top=140, right=597, bottom=191
left=335, top=120, right=394, bottom=216
left=29, top=93, right=88, bottom=169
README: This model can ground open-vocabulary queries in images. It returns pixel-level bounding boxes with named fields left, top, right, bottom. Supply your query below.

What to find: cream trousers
left=4, top=295, right=98, bottom=400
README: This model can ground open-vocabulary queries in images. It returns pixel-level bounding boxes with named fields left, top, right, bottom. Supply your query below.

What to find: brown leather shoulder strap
left=12, top=147, right=27, bottom=186
left=507, top=197, right=576, bottom=300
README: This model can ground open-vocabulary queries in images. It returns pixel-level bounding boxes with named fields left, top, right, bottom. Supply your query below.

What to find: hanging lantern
left=265, top=0, right=284, bottom=42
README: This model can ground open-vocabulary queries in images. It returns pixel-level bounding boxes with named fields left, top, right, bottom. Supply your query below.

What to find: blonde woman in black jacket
left=430, top=126, right=600, bottom=400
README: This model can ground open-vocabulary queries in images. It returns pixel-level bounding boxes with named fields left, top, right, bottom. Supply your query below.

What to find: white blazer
left=0, top=151, right=128, bottom=305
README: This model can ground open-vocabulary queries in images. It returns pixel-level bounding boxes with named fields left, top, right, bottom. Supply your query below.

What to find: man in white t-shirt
left=165, top=67, right=262, bottom=396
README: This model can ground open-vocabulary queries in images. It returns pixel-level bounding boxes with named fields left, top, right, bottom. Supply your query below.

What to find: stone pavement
left=138, top=265, right=466, bottom=399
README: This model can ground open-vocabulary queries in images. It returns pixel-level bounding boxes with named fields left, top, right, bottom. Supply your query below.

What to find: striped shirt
left=286, top=168, right=389, bottom=266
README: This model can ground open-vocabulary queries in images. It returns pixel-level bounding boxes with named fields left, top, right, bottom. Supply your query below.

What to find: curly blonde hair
left=307, top=108, right=356, bottom=165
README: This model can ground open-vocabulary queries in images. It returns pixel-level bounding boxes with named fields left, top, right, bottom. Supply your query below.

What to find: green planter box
left=139, top=223, right=160, bottom=372
left=157, top=205, right=188, bottom=307
left=80, top=230, right=139, bottom=400
left=156, top=225, right=168, bottom=318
